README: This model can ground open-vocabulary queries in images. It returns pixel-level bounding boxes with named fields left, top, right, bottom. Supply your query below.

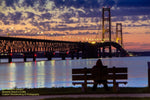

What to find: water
left=0, top=57, right=149, bottom=90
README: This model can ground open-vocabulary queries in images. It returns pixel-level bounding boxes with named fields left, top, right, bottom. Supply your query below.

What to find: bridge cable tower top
left=102, top=7, right=112, bottom=57
left=116, top=23, right=123, bottom=47
left=102, top=8, right=111, bottom=42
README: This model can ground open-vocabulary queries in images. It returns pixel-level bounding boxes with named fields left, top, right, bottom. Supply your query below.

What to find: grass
left=24, top=87, right=150, bottom=95
left=1, top=87, right=150, bottom=100
left=0, top=87, right=150, bottom=96
left=42, top=98, right=150, bottom=100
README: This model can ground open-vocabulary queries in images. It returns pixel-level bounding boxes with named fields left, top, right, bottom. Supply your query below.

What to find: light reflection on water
left=0, top=57, right=149, bottom=90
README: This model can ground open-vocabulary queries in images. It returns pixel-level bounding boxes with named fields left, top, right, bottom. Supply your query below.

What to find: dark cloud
left=79, top=9, right=101, bottom=17
left=30, top=21, right=51, bottom=31
left=0, top=12, right=23, bottom=25
left=0, top=13, right=5, bottom=20
left=112, top=16, right=143, bottom=23
left=103, top=0, right=115, bottom=7
left=59, top=12, right=76, bottom=23
left=60, top=13, right=73, bottom=20
left=126, top=24, right=150, bottom=27
left=21, top=23, right=26, bottom=25
left=5, top=0, right=17, bottom=6
left=3, top=0, right=101, bottom=9
left=53, top=24, right=98, bottom=31
left=38, top=0, right=47, bottom=6
left=39, top=22, right=51, bottom=30
left=112, top=8, right=150, bottom=17
left=117, top=0, right=150, bottom=7
left=56, top=25, right=67, bottom=28
left=0, top=29, right=3, bottom=32
left=145, top=32, right=150, bottom=34
left=54, top=0, right=65, bottom=8
left=112, top=16, right=126, bottom=22
left=77, top=0, right=100, bottom=8
left=3, top=21, right=10, bottom=25
left=26, top=12, right=35, bottom=19
left=38, top=7, right=46, bottom=12
left=4, top=0, right=46, bottom=7
left=23, top=0, right=35, bottom=7
left=65, top=20, right=75, bottom=24
left=41, top=13, right=52, bottom=20
left=131, top=16, right=140, bottom=23
left=124, top=32, right=131, bottom=34
left=139, top=43, right=150, bottom=46
left=77, top=32, right=97, bottom=35
left=54, top=0, right=100, bottom=8
left=8, top=12, right=22, bottom=21
left=124, top=42, right=140, bottom=46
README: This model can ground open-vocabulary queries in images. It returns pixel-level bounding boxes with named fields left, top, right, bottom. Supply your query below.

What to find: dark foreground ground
left=1, top=87, right=150, bottom=100
left=1, top=87, right=150, bottom=96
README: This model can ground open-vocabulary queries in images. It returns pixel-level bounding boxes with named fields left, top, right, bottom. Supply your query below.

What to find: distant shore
left=129, top=51, right=150, bottom=56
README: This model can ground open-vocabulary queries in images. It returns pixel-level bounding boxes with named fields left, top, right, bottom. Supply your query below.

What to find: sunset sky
left=0, top=0, right=150, bottom=51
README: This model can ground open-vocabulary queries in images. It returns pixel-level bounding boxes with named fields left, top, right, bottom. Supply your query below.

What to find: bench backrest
left=72, top=67, right=128, bottom=81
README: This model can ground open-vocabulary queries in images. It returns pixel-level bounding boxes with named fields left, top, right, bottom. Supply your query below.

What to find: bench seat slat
left=72, top=81, right=128, bottom=85
left=72, top=75, right=93, bottom=80
left=108, top=74, right=128, bottom=79
left=72, top=74, right=128, bottom=80
left=72, top=69, right=91, bottom=74
left=72, top=68, right=127, bottom=74
left=107, top=68, right=127, bottom=73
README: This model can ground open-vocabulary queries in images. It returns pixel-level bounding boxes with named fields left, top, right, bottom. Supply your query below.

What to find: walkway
left=1, top=94, right=150, bottom=100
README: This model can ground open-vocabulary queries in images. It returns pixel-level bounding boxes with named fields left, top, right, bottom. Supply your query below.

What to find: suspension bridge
left=0, top=8, right=129, bottom=63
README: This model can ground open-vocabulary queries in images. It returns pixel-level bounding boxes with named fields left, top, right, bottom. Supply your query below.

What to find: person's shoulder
left=92, top=65, right=97, bottom=68
left=103, top=66, right=107, bottom=68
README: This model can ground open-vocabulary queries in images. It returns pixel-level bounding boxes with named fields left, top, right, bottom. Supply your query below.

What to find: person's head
left=96, top=59, right=103, bottom=67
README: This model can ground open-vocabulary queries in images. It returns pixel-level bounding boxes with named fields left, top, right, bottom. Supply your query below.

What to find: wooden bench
left=72, top=67, right=128, bottom=92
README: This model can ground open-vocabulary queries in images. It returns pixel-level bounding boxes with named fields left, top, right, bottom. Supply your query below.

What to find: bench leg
left=116, top=83, right=120, bottom=91
left=82, top=84, right=87, bottom=92
left=113, top=83, right=119, bottom=92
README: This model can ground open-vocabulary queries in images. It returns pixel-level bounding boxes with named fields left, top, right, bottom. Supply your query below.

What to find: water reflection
left=9, top=63, right=16, bottom=89
left=37, top=61, right=45, bottom=88
left=24, top=62, right=32, bottom=88
left=0, top=57, right=149, bottom=90
left=50, top=60, right=56, bottom=87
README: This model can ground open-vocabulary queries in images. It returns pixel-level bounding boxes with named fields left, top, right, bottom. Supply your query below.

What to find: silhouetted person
left=92, top=59, right=109, bottom=91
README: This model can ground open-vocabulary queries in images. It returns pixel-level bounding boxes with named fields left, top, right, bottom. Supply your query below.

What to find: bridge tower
left=116, top=23, right=123, bottom=46
left=102, top=8, right=112, bottom=57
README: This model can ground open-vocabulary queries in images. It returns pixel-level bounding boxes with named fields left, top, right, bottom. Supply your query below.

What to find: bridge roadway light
left=90, top=41, right=96, bottom=44
left=101, top=40, right=105, bottom=43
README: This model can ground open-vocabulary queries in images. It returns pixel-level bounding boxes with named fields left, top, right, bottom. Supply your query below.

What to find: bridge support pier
left=48, top=57, right=52, bottom=60
left=98, top=48, right=102, bottom=58
left=116, top=49, right=119, bottom=57
left=82, top=43, right=98, bottom=58
left=109, top=45, right=112, bottom=58
left=76, top=52, right=79, bottom=59
left=33, top=53, right=36, bottom=62
left=8, top=53, right=12, bottom=63
left=70, top=51, right=74, bottom=60
left=102, top=46, right=106, bottom=58
left=71, top=55, right=74, bottom=60
left=44, top=52, right=53, bottom=60
left=24, top=55, right=27, bottom=62
left=60, top=52, right=67, bottom=60
left=61, top=54, right=66, bottom=60
left=147, top=62, right=150, bottom=88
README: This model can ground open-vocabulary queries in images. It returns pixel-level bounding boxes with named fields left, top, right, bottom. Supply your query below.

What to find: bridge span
left=0, top=36, right=128, bottom=63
